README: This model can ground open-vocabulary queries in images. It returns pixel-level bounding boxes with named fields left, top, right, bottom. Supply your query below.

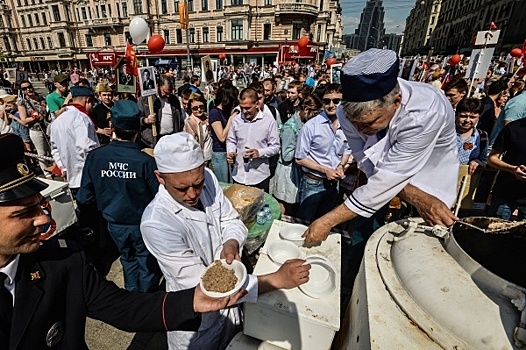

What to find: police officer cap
left=111, top=100, right=141, bottom=130
left=154, top=132, right=204, bottom=173
left=70, top=86, right=94, bottom=98
left=341, top=48, right=400, bottom=102
left=0, top=134, right=48, bottom=203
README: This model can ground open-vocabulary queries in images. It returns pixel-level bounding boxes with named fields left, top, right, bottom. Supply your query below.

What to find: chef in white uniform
left=303, top=49, right=460, bottom=305
left=141, top=132, right=310, bottom=350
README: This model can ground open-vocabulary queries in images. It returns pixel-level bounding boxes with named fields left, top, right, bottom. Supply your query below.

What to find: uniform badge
left=30, top=271, right=41, bottom=281
left=46, top=321, right=64, bottom=347
left=16, top=163, right=29, bottom=176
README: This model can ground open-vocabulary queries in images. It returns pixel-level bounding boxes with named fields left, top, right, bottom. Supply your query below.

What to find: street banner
left=88, top=52, right=116, bottom=67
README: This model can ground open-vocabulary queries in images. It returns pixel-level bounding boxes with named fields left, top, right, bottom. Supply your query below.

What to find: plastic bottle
left=257, top=209, right=267, bottom=225
left=263, top=204, right=272, bottom=221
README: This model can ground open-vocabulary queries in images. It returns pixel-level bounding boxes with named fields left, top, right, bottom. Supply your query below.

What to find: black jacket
left=138, top=95, right=184, bottom=148
left=9, top=239, right=199, bottom=350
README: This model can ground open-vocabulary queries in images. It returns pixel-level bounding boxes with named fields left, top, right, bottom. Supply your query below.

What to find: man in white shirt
left=141, top=133, right=309, bottom=350
left=303, top=49, right=459, bottom=305
left=50, top=86, right=100, bottom=192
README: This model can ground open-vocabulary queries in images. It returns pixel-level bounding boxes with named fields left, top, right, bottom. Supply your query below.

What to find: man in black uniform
left=91, top=83, right=113, bottom=145
left=0, top=133, right=245, bottom=350
left=77, top=100, right=162, bottom=292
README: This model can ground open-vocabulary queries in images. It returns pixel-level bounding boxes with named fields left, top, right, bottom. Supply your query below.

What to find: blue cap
left=70, top=86, right=94, bottom=98
left=341, top=49, right=400, bottom=102
left=111, top=100, right=141, bottom=130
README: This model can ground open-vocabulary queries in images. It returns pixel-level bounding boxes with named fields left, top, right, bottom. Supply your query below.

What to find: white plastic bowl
left=279, top=223, right=307, bottom=246
left=200, top=259, right=247, bottom=298
left=299, top=257, right=336, bottom=299
left=267, top=240, right=302, bottom=265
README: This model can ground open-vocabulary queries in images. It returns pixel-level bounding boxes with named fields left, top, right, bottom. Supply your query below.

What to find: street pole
left=185, top=0, right=191, bottom=74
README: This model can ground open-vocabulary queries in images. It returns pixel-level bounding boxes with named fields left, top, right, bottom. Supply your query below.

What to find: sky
left=341, top=0, right=415, bottom=34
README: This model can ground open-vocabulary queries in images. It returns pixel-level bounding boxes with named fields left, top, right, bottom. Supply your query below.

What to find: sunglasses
left=323, top=98, right=341, bottom=105
left=21, top=85, right=33, bottom=90
left=191, top=105, right=205, bottom=111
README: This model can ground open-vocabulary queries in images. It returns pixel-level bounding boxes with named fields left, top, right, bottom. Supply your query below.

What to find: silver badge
left=46, top=321, right=64, bottom=347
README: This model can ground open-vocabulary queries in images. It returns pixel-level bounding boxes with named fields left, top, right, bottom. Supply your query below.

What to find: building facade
left=0, top=0, right=343, bottom=71
left=350, top=0, right=385, bottom=51
left=402, top=0, right=442, bottom=56
left=427, top=0, right=523, bottom=55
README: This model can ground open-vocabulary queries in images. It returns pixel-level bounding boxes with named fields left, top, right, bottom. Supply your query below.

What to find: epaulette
left=38, top=238, right=70, bottom=250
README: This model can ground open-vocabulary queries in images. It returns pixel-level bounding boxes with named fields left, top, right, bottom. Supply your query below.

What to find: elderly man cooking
left=303, top=49, right=460, bottom=305
left=141, top=132, right=310, bottom=350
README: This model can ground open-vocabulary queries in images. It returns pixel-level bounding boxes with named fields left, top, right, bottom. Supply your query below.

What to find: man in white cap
left=303, top=49, right=459, bottom=305
left=141, top=132, right=310, bottom=350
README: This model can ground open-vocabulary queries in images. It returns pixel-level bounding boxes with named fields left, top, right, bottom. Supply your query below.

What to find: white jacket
left=50, top=105, right=100, bottom=188
left=338, top=78, right=459, bottom=218
left=141, top=169, right=256, bottom=349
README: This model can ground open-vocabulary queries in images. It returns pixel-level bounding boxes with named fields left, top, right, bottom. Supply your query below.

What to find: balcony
left=275, top=2, right=318, bottom=20
left=83, top=17, right=123, bottom=28
left=223, top=4, right=250, bottom=16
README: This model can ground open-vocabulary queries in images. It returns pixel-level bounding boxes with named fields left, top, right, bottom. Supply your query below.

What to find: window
left=26, top=38, right=31, bottom=50
left=40, top=37, right=45, bottom=49
left=215, top=0, right=222, bottom=9
left=33, top=38, right=38, bottom=49
left=57, top=32, right=66, bottom=46
left=232, top=0, right=242, bottom=4
left=34, top=13, right=39, bottom=25
left=65, top=4, right=71, bottom=21
left=264, top=0, right=271, bottom=5
left=316, top=24, right=321, bottom=42
left=3, top=37, right=11, bottom=51
left=41, top=12, right=47, bottom=25
left=216, top=25, right=223, bottom=41
left=117, top=3, right=121, bottom=17
left=101, top=4, right=107, bottom=17
left=122, top=2, right=128, bottom=16
left=104, top=32, right=111, bottom=46
left=16, top=0, right=20, bottom=6
left=231, top=20, right=243, bottom=40
left=0, top=17, right=3, bottom=27
left=21, top=15, right=26, bottom=27
left=161, top=0, right=167, bottom=13
left=163, top=29, right=170, bottom=44
left=47, top=36, right=53, bottom=48
left=95, top=6, right=100, bottom=18
left=263, top=23, right=271, bottom=40
left=174, top=0, right=179, bottom=13
left=176, top=28, right=182, bottom=43
left=201, top=0, right=207, bottom=10
left=84, top=34, right=92, bottom=47
left=133, top=0, right=142, bottom=13
left=81, top=7, right=87, bottom=19
left=52, top=5, right=61, bottom=21
left=188, top=0, right=193, bottom=11
left=430, top=16, right=435, bottom=25
left=319, top=0, right=323, bottom=11
left=203, top=27, right=209, bottom=42
left=27, top=14, right=33, bottom=26
left=292, top=23, right=302, bottom=39
left=189, top=28, right=195, bottom=42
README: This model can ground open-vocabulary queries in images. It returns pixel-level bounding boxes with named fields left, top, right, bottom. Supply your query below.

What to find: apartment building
left=0, top=0, right=343, bottom=71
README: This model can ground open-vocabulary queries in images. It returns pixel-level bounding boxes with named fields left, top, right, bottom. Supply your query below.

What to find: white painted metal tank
left=340, top=218, right=526, bottom=350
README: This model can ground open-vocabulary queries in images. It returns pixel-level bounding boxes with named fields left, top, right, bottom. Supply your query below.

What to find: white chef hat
left=154, top=132, right=204, bottom=173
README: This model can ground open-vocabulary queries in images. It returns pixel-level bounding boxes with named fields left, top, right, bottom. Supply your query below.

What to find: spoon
left=453, top=221, right=487, bottom=233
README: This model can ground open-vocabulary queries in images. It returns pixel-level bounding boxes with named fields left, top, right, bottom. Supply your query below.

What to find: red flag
left=490, top=22, right=498, bottom=30
left=125, top=41, right=138, bottom=76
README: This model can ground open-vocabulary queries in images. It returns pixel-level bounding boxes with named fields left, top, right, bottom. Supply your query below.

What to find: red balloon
left=148, top=35, right=165, bottom=53
left=326, top=57, right=337, bottom=67
left=219, top=53, right=226, bottom=60
left=510, top=48, right=523, bottom=58
left=449, top=54, right=461, bottom=66
left=298, top=36, right=309, bottom=49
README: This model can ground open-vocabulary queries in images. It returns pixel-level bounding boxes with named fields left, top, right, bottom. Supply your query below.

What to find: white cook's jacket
left=141, top=168, right=257, bottom=350
left=50, top=106, right=100, bottom=188
left=337, top=78, right=459, bottom=218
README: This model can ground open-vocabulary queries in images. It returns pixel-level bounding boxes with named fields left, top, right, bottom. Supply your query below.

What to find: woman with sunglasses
left=184, top=93, right=213, bottom=167
left=274, top=94, right=322, bottom=215
left=17, top=80, right=52, bottom=178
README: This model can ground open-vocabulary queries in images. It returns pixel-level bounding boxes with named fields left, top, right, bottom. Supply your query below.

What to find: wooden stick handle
left=148, top=95, right=157, bottom=137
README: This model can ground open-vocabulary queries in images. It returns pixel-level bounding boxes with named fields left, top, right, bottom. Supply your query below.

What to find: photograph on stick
left=138, top=66, right=157, bottom=97
left=117, top=63, right=136, bottom=93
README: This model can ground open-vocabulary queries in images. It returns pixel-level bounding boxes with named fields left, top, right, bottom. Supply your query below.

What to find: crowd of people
left=0, top=47, right=525, bottom=349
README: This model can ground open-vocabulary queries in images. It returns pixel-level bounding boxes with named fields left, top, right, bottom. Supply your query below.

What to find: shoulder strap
left=478, top=128, right=488, bottom=150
